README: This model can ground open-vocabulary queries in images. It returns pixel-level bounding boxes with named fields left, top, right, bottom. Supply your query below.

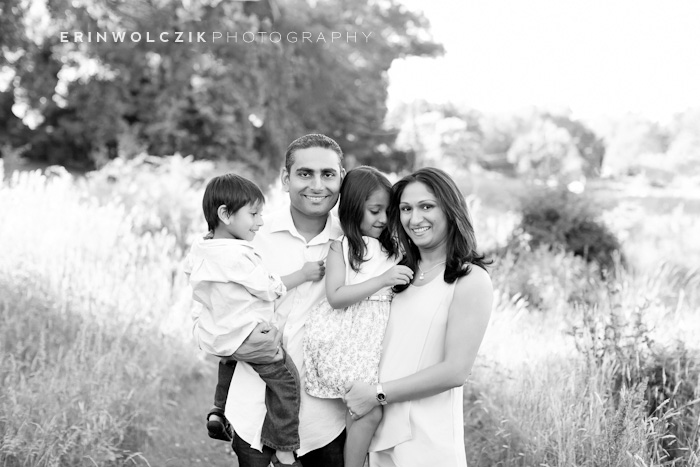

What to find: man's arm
left=222, top=322, right=283, bottom=365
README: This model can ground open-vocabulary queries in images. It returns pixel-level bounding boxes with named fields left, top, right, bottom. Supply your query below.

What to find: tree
left=603, top=114, right=670, bottom=176
left=506, top=118, right=584, bottom=183
left=2, top=0, right=443, bottom=181
left=666, top=108, right=700, bottom=175
left=544, top=113, right=605, bottom=177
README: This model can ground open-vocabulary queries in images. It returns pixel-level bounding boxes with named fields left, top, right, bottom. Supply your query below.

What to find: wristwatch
left=376, top=384, right=387, bottom=406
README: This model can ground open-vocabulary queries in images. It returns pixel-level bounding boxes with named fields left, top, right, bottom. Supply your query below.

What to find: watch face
left=376, top=384, right=387, bottom=404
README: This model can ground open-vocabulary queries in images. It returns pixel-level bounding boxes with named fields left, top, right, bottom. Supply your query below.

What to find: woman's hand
left=344, top=381, right=379, bottom=419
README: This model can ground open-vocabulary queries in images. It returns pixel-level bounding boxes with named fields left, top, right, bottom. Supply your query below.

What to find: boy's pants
left=215, top=349, right=301, bottom=451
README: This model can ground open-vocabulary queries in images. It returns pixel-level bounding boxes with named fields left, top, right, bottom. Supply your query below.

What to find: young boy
left=184, top=173, right=323, bottom=467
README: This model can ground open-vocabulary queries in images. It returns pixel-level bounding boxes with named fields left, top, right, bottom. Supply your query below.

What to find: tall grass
left=468, top=246, right=700, bottom=466
left=0, top=166, right=198, bottom=465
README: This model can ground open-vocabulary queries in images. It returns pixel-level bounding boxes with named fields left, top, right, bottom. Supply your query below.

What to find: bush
left=514, top=186, right=622, bottom=271
left=83, top=154, right=219, bottom=254
left=491, top=244, right=602, bottom=311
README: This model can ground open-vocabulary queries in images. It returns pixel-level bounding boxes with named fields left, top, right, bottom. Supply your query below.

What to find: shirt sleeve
left=194, top=314, right=259, bottom=357
left=229, top=249, right=286, bottom=302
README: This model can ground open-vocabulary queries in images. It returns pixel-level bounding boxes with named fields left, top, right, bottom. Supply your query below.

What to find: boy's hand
left=230, top=322, right=283, bottom=364
left=380, top=265, right=414, bottom=287
left=301, top=260, right=325, bottom=282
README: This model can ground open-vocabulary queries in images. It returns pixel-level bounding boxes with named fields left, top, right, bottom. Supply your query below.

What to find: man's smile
left=303, top=195, right=328, bottom=202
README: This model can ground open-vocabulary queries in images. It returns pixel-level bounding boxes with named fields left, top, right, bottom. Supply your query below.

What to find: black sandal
left=206, top=406, right=233, bottom=442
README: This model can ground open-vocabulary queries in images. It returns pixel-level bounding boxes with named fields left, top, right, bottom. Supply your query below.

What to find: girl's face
left=399, top=181, right=448, bottom=251
left=359, top=188, right=390, bottom=239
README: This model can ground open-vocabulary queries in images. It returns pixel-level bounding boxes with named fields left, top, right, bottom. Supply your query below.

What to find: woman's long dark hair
left=390, top=167, right=491, bottom=293
left=338, top=166, right=397, bottom=272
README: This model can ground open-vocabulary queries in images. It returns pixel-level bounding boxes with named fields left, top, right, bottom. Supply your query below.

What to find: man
left=226, top=134, right=347, bottom=467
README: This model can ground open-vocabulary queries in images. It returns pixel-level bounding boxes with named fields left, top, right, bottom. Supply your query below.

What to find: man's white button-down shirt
left=225, top=207, right=346, bottom=455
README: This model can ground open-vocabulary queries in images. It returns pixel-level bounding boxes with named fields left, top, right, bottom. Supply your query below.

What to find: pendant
left=419, top=272, right=425, bottom=280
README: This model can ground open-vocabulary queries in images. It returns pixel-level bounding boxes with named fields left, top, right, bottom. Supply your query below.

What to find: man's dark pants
left=232, top=430, right=346, bottom=467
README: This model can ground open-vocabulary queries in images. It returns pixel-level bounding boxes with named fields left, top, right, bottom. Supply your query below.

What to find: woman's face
left=398, top=181, right=449, bottom=251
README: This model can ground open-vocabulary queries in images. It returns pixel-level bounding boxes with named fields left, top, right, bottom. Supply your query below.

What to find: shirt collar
left=268, top=206, right=342, bottom=245
left=194, top=236, right=255, bottom=249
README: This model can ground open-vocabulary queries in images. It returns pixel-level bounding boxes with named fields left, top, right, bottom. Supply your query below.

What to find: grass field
left=1, top=158, right=698, bottom=466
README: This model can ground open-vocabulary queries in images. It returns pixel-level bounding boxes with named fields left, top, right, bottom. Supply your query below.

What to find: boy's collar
left=198, top=237, right=254, bottom=248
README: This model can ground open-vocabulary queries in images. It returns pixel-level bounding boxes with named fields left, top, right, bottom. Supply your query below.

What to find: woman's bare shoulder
left=455, top=265, right=493, bottom=299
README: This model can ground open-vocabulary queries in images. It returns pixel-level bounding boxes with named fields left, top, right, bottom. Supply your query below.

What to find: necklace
left=418, top=260, right=447, bottom=280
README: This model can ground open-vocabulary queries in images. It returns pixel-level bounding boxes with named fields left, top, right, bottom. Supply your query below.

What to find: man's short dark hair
left=202, top=173, right=264, bottom=232
left=284, top=134, right=343, bottom=173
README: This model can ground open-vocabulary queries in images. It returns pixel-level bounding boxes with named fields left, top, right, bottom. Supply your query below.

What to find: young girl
left=303, top=166, right=414, bottom=467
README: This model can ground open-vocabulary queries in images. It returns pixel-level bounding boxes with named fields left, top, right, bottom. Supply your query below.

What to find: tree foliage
left=1, top=0, right=443, bottom=181
left=666, top=108, right=700, bottom=175
left=544, top=113, right=605, bottom=177
left=603, top=114, right=670, bottom=175
left=506, top=118, right=584, bottom=182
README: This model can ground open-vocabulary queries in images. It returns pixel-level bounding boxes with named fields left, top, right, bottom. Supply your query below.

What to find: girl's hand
left=380, top=265, right=414, bottom=287
left=301, top=260, right=325, bottom=282
left=344, top=381, right=379, bottom=419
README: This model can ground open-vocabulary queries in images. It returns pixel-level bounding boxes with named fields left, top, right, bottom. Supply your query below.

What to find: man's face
left=282, top=147, right=343, bottom=219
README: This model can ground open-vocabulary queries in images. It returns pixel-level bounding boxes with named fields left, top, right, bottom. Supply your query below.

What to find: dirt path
left=142, top=358, right=240, bottom=467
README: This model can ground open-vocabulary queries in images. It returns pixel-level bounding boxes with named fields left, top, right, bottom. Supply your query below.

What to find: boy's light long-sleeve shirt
left=183, top=237, right=286, bottom=357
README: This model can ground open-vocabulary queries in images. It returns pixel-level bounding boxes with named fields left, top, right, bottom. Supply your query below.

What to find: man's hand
left=226, top=322, right=282, bottom=364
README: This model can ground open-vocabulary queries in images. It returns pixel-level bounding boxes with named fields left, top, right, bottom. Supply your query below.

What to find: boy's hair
left=202, top=173, right=265, bottom=232
left=284, top=134, right=343, bottom=173
left=338, top=166, right=397, bottom=272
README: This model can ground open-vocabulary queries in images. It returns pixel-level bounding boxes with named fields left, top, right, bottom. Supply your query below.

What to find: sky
left=389, top=0, right=700, bottom=122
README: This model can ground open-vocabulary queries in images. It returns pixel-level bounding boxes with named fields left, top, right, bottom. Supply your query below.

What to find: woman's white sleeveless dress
left=369, top=275, right=467, bottom=467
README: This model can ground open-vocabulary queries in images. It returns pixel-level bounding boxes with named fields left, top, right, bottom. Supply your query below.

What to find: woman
left=343, top=167, right=493, bottom=466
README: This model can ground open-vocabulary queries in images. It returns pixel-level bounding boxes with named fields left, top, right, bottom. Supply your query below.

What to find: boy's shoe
left=206, top=406, right=233, bottom=442
left=271, top=453, right=303, bottom=467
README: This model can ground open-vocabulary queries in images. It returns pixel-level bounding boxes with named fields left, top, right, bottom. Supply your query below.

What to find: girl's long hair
left=338, top=166, right=396, bottom=272
left=389, top=167, right=491, bottom=293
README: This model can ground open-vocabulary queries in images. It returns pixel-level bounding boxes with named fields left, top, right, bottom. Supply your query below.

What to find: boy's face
left=221, top=201, right=264, bottom=241
left=281, top=147, right=344, bottom=221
